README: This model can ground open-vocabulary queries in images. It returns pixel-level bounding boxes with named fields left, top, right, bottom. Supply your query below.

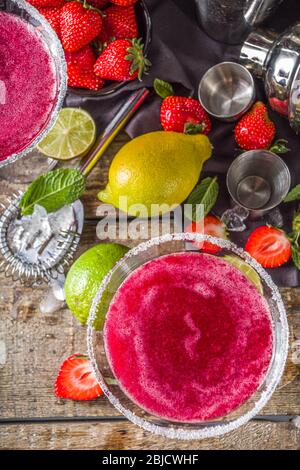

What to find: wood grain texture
left=0, top=222, right=299, bottom=419
left=0, top=421, right=300, bottom=450
left=1, top=132, right=300, bottom=449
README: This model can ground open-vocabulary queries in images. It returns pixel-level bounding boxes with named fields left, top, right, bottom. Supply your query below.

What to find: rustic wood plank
left=0, top=420, right=299, bottom=450
left=1, top=132, right=300, bottom=452
left=0, top=222, right=299, bottom=419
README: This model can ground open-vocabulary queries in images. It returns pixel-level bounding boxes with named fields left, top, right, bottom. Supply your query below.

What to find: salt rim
left=87, top=233, right=289, bottom=440
left=0, top=0, right=67, bottom=169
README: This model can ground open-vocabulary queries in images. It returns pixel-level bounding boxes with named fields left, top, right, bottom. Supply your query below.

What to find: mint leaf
left=284, top=184, right=300, bottom=203
left=187, top=176, right=219, bottom=221
left=19, top=169, right=86, bottom=216
left=154, top=78, right=174, bottom=99
left=291, top=244, right=300, bottom=270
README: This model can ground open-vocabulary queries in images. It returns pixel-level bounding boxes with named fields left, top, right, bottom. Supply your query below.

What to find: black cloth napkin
left=66, top=0, right=300, bottom=287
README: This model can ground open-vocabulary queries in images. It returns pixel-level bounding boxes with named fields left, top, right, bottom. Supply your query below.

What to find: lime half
left=223, top=255, right=264, bottom=295
left=37, top=108, right=96, bottom=160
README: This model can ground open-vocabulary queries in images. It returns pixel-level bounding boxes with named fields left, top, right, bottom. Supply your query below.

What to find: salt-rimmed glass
left=87, top=233, right=289, bottom=440
left=0, top=0, right=67, bottom=169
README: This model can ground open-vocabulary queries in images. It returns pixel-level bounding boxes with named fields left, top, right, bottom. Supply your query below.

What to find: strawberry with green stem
left=94, top=37, right=151, bottom=81
left=154, top=78, right=212, bottom=135
left=60, top=1, right=103, bottom=53
left=234, top=101, right=289, bottom=154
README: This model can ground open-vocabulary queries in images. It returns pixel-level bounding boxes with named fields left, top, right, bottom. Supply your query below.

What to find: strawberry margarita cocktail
left=104, top=252, right=273, bottom=422
left=0, top=11, right=57, bottom=162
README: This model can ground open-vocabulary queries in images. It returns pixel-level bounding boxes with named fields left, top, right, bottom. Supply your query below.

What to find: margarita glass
left=0, top=0, right=67, bottom=169
left=87, top=233, right=289, bottom=440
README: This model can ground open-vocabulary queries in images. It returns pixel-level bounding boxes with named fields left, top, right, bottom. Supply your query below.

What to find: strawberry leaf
left=184, top=122, right=204, bottom=135
left=154, top=78, right=174, bottom=99
left=284, top=184, right=300, bottom=203
left=187, top=176, right=219, bottom=221
left=19, top=169, right=86, bottom=216
left=270, top=139, right=290, bottom=154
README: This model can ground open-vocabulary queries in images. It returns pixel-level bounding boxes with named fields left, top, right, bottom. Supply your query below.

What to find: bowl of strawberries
left=29, top=0, right=152, bottom=95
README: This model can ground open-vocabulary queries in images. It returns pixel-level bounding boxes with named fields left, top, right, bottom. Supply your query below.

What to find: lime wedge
left=37, top=108, right=96, bottom=160
left=223, top=255, right=263, bottom=295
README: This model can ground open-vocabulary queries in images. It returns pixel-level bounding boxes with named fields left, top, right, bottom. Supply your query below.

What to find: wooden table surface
left=0, top=134, right=299, bottom=450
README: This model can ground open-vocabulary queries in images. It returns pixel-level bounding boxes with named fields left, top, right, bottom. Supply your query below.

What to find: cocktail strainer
left=0, top=88, right=149, bottom=285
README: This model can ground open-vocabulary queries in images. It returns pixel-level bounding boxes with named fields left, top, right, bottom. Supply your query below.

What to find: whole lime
left=65, top=243, right=129, bottom=330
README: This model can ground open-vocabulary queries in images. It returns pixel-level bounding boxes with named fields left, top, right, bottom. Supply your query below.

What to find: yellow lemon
left=98, top=131, right=212, bottom=217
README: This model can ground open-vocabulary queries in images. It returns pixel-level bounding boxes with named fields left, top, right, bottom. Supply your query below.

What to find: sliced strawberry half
left=186, top=215, right=227, bottom=254
left=55, top=354, right=103, bottom=401
left=245, top=226, right=291, bottom=268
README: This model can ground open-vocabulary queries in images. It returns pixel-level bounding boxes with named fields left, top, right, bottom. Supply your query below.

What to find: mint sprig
left=19, top=169, right=86, bottom=216
left=186, top=176, right=219, bottom=221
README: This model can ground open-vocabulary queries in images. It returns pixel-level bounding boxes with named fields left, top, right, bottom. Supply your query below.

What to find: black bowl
left=68, top=0, right=152, bottom=97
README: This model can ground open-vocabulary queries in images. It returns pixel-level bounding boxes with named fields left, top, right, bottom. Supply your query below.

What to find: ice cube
left=221, top=206, right=249, bottom=232
left=292, top=416, right=300, bottom=429
left=263, top=207, right=284, bottom=228
left=51, top=273, right=66, bottom=301
left=231, top=205, right=249, bottom=221
left=40, top=286, right=66, bottom=315
left=8, top=204, right=52, bottom=263
left=7, top=203, right=76, bottom=265
left=48, top=205, right=76, bottom=234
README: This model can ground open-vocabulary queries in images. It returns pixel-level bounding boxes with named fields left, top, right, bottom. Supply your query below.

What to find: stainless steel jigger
left=226, top=150, right=291, bottom=218
left=198, top=62, right=255, bottom=121
left=0, top=88, right=149, bottom=284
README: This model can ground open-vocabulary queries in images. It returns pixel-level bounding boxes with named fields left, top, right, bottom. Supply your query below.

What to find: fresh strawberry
left=28, top=0, right=65, bottom=8
left=89, top=0, right=108, bottom=8
left=234, top=101, right=276, bottom=150
left=160, top=96, right=212, bottom=134
left=245, top=226, right=291, bottom=268
left=99, top=5, right=138, bottom=44
left=94, top=38, right=150, bottom=81
left=66, top=45, right=105, bottom=90
left=55, top=354, right=103, bottom=401
left=60, top=2, right=103, bottom=53
left=37, top=6, right=62, bottom=39
left=110, top=0, right=137, bottom=5
left=154, top=79, right=212, bottom=135
left=186, top=215, right=227, bottom=254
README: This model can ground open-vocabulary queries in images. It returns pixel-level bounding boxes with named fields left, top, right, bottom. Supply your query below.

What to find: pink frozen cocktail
left=0, top=12, right=57, bottom=161
left=104, top=252, right=273, bottom=422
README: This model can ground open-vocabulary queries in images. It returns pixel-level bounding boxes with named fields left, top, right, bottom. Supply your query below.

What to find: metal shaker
left=195, top=0, right=284, bottom=45
left=240, top=24, right=300, bottom=133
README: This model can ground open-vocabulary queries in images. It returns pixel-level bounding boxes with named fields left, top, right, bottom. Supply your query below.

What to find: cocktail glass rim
left=87, top=233, right=289, bottom=440
left=0, top=0, right=67, bottom=169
